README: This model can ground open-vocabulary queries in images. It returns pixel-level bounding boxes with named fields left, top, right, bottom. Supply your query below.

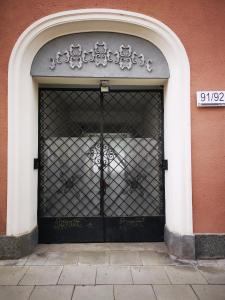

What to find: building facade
left=0, top=0, right=224, bottom=259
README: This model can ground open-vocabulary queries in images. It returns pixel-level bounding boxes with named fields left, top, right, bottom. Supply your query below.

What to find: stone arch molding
left=7, top=9, right=192, bottom=240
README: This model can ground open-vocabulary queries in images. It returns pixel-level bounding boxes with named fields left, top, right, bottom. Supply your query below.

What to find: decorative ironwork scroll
left=89, top=143, right=116, bottom=167
left=49, top=41, right=153, bottom=72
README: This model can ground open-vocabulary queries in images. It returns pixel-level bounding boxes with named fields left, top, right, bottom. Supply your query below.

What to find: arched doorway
left=32, top=31, right=169, bottom=242
left=7, top=9, right=193, bottom=257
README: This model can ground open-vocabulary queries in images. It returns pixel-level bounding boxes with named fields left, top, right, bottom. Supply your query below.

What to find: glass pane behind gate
left=39, top=89, right=164, bottom=220
left=102, top=91, right=163, bottom=217
left=39, top=89, right=101, bottom=217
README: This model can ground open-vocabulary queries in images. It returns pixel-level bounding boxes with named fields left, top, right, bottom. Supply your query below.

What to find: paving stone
left=114, top=285, right=156, bottom=300
left=78, top=251, right=109, bottom=265
left=153, top=285, right=198, bottom=300
left=142, top=242, right=168, bottom=253
left=19, top=266, right=62, bottom=285
left=45, top=252, right=78, bottom=265
left=44, top=242, right=167, bottom=252
left=33, top=244, right=49, bottom=253
left=58, top=265, right=96, bottom=285
left=25, top=253, right=48, bottom=265
left=47, top=244, right=99, bottom=252
left=45, top=244, right=78, bottom=252
left=140, top=251, right=174, bottom=265
left=173, top=259, right=196, bottom=266
left=106, top=242, right=167, bottom=252
left=192, top=285, right=225, bottom=300
left=216, top=259, right=225, bottom=269
left=131, top=266, right=170, bottom=284
left=72, top=285, right=113, bottom=300
left=198, top=266, right=225, bottom=284
left=104, top=243, right=141, bottom=251
left=96, top=266, right=132, bottom=284
left=110, top=251, right=141, bottom=265
left=166, top=266, right=207, bottom=284
left=0, top=257, right=28, bottom=266
left=30, top=285, right=74, bottom=300
left=0, top=286, right=33, bottom=300
left=197, top=259, right=219, bottom=267
left=0, top=266, right=28, bottom=285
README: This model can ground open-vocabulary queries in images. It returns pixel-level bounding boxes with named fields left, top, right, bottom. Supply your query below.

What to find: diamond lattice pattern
left=39, top=89, right=164, bottom=218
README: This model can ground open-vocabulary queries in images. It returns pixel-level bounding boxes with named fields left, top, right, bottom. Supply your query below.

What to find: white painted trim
left=7, top=9, right=192, bottom=236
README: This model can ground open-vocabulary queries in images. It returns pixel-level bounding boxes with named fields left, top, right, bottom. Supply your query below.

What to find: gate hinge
left=34, top=158, right=39, bottom=170
left=162, top=159, right=168, bottom=170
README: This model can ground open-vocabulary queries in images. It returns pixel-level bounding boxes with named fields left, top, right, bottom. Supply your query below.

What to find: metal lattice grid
left=38, top=88, right=164, bottom=219
left=39, top=89, right=102, bottom=217
left=102, top=91, right=164, bottom=217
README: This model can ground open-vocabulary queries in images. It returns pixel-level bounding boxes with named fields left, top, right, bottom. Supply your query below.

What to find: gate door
left=38, top=88, right=165, bottom=243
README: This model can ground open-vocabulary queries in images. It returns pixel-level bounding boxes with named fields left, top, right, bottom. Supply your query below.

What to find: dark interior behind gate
left=38, top=88, right=165, bottom=242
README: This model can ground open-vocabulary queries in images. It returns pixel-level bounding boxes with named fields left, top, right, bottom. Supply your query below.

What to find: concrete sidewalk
left=0, top=243, right=225, bottom=300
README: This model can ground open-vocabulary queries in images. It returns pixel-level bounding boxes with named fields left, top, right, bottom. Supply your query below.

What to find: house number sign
left=197, top=91, right=225, bottom=107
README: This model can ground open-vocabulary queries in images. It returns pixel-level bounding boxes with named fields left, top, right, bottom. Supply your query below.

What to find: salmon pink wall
left=0, top=0, right=225, bottom=234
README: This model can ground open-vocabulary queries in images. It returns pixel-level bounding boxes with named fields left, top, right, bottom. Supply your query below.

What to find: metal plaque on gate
left=197, top=91, right=225, bottom=107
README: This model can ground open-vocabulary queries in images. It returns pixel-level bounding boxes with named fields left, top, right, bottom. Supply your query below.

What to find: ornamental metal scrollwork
left=89, top=143, right=116, bottom=168
left=49, top=41, right=153, bottom=72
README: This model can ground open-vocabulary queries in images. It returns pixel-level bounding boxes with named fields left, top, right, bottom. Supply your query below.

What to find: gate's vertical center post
left=99, top=91, right=105, bottom=218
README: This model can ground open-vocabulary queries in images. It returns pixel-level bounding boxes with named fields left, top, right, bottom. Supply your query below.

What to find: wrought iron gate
left=38, top=88, right=165, bottom=242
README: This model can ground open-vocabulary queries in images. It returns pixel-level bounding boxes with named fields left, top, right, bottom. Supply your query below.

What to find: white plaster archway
left=7, top=9, right=192, bottom=237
